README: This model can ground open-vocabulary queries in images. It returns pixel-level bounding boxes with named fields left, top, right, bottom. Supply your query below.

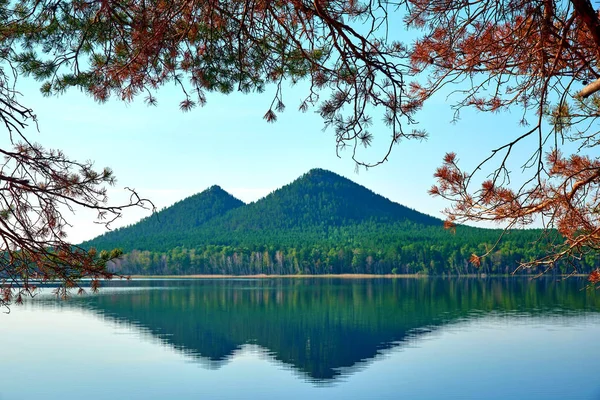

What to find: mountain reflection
left=56, top=278, right=600, bottom=381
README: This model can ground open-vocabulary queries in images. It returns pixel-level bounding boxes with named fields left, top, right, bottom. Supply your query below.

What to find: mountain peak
left=296, top=168, right=352, bottom=188
left=83, top=184, right=244, bottom=250
left=306, top=168, right=333, bottom=174
left=304, top=168, right=341, bottom=179
left=205, top=184, right=224, bottom=192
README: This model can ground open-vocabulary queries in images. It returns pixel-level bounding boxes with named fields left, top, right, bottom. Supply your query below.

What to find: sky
left=5, top=20, right=555, bottom=244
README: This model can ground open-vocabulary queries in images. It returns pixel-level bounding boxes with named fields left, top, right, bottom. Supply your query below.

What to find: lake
left=1, top=278, right=599, bottom=399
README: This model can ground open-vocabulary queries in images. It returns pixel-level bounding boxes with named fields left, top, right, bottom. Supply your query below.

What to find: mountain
left=82, top=169, right=583, bottom=276
left=86, top=185, right=244, bottom=251
left=85, top=168, right=441, bottom=252
left=204, top=168, right=441, bottom=232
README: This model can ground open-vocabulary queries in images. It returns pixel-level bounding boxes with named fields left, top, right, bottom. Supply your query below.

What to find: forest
left=83, top=169, right=597, bottom=276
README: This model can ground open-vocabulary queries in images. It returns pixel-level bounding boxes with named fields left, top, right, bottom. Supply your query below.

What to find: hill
left=209, top=168, right=441, bottom=231
left=86, top=185, right=244, bottom=251
left=83, top=169, right=585, bottom=276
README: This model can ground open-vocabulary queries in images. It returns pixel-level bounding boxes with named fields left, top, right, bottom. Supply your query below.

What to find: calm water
left=1, top=278, right=600, bottom=399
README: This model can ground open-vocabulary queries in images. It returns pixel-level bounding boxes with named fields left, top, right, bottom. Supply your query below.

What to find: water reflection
left=40, top=278, right=600, bottom=382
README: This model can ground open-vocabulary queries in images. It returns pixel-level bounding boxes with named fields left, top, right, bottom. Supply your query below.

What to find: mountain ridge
left=83, top=168, right=441, bottom=252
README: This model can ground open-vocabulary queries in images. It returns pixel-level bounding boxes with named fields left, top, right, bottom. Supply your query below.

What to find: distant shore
left=128, top=273, right=425, bottom=279
left=126, top=273, right=587, bottom=279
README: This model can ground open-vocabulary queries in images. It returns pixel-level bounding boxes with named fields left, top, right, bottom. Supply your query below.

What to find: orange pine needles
left=410, top=0, right=600, bottom=272
left=588, top=269, right=600, bottom=284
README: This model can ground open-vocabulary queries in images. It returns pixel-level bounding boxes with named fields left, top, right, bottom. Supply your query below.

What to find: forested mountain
left=216, top=168, right=441, bottom=230
left=87, top=185, right=244, bottom=250
left=86, top=169, right=439, bottom=252
left=83, top=169, right=596, bottom=276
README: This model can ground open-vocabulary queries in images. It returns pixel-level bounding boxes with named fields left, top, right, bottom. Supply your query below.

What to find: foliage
left=412, top=0, right=600, bottom=274
left=1, top=0, right=600, bottom=302
left=0, top=141, right=151, bottom=309
left=23, top=0, right=600, bottom=273
left=12, top=0, right=421, bottom=163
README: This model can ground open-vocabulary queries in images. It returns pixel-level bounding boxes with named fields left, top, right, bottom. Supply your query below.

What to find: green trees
left=1, top=0, right=407, bottom=305
left=3, top=0, right=600, bottom=303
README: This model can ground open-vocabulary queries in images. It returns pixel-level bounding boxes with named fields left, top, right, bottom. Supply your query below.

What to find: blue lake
left=1, top=278, right=599, bottom=399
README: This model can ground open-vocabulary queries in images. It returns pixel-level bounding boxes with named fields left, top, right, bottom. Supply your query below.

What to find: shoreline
left=125, top=273, right=588, bottom=279
left=127, top=273, right=425, bottom=279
